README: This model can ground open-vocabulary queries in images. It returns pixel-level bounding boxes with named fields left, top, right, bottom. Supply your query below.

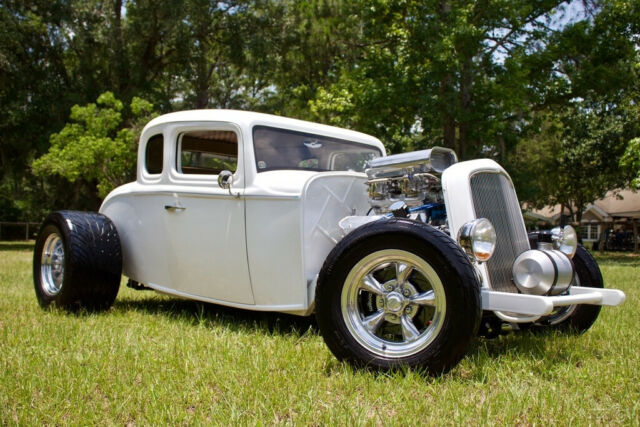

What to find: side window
left=145, top=134, right=164, bottom=174
left=177, top=130, right=238, bottom=175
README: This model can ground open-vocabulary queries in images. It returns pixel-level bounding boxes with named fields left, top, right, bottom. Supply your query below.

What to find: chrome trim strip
left=243, top=194, right=301, bottom=200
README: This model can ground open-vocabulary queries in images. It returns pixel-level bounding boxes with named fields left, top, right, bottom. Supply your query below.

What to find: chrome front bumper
left=481, top=287, right=626, bottom=321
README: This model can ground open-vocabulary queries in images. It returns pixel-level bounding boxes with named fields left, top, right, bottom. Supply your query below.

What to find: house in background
left=524, top=189, right=640, bottom=252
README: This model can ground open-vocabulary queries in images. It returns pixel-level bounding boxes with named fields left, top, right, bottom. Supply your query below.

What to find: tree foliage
left=0, top=0, right=639, bottom=220
left=32, top=92, right=155, bottom=198
left=512, top=101, right=639, bottom=222
left=621, top=137, right=640, bottom=188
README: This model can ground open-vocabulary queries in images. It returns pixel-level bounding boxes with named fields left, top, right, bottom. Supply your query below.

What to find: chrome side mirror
left=217, top=170, right=238, bottom=197
left=218, top=170, right=233, bottom=189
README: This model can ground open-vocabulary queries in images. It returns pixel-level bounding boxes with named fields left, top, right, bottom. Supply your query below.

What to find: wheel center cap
left=385, top=292, right=404, bottom=313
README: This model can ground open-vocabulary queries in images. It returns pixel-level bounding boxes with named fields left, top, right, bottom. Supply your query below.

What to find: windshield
left=253, top=126, right=382, bottom=173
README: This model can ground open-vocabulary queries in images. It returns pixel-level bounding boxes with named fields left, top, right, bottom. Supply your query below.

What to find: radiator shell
left=442, top=159, right=530, bottom=293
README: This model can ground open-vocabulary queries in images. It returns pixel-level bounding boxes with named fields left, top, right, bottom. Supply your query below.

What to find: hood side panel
left=302, top=174, right=370, bottom=283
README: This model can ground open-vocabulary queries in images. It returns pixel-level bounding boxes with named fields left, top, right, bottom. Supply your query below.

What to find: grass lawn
left=1, top=241, right=638, bottom=424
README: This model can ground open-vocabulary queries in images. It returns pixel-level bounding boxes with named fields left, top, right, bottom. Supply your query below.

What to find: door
left=163, top=124, right=254, bottom=305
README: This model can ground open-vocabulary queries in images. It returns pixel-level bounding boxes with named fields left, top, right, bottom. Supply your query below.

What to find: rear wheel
left=316, top=219, right=481, bottom=374
left=33, top=211, right=122, bottom=311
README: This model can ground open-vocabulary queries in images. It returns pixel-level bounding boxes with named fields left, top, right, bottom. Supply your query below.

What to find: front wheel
left=315, top=219, right=481, bottom=374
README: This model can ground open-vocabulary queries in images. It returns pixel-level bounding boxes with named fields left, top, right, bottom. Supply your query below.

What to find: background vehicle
left=33, top=110, right=625, bottom=374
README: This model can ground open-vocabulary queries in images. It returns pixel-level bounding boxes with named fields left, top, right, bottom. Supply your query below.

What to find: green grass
left=1, top=241, right=639, bottom=425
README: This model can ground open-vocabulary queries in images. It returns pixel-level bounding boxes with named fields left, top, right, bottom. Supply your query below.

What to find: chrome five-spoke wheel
left=316, top=219, right=481, bottom=373
left=341, top=249, right=446, bottom=358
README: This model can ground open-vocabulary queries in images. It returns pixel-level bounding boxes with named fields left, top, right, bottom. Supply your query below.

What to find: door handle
left=164, top=204, right=186, bottom=212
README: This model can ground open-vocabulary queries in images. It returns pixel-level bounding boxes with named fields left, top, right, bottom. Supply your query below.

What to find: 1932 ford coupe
left=34, top=110, right=626, bottom=374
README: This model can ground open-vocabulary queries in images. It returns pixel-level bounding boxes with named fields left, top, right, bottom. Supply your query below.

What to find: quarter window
left=177, top=130, right=238, bottom=175
left=145, top=134, right=164, bottom=175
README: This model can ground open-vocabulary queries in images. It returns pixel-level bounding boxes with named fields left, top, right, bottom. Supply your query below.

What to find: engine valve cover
left=512, top=249, right=573, bottom=296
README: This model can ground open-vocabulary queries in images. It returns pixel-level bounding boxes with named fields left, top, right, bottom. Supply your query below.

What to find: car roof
left=142, top=109, right=385, bottom=152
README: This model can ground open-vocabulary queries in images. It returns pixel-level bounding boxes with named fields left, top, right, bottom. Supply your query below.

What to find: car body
left=34, top=109, right=626, bottom=373
left=100, top=110, right=385, bottom=314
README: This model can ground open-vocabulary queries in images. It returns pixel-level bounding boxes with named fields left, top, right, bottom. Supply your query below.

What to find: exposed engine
left=364, top=147, right=457, bottom=226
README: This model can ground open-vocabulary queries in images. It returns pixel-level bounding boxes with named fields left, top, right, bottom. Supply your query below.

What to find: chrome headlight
left=458, top=218, right=497, bottom=262
left=551, top=225, right=578, bottom=258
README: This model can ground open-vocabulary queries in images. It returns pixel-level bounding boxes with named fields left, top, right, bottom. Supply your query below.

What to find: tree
left=306, top=0, right=587, bottom=156
left=1, top=0, right=638, bottom=221
left=512, top=99, right=639, bottom=222
left=621, top=137, right=640, bottom=188
left=32, top=92, right=156, bottom=202
left=239, top=0, right=366, bottom=118
left=510, top=0, right=640, bottom=212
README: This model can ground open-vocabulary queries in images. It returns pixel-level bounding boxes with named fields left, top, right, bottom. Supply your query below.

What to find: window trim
left=581, top=224, right=601, bottom=242
left=176, top=130, right=239, bottom=176
left=167, top=122, right=243, bottom=188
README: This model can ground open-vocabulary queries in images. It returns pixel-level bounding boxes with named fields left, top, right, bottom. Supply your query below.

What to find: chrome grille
left=470, top=172, right=529, bottom=292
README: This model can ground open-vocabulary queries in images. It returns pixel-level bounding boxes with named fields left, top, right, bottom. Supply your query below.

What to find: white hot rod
left=33, top=110, right=626, bottom=374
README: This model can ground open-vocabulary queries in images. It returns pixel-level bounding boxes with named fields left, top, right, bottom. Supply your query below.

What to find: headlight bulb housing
left=458, top=218, right=497, bottom=262
left=551, top=225, right=578, bottom=258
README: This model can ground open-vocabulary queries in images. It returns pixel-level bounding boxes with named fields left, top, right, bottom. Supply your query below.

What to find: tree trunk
left=439, top=75, right=456, bottom=151
left=437, top=0, right=456, bottom=152
left=598, top=222, right=607, bottom=252
left=112, top=0, right=129, bottom=98
left=458, top=54, right=473, bottom=160
left=195, top=85, right=209, bottom=109
left=498, top=134, right=506, bottom=164
left=194, top=54, right=210, bottom=108
left=574, top=202, right=584, bottom=224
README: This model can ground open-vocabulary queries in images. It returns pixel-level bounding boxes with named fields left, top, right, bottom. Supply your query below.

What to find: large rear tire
left=33, top=211, right=122, bottom=311
left=315, top=218, right=481, bottom=375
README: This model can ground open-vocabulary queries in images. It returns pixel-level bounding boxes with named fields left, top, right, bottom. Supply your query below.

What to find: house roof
left=587, top=189, right=640, bottom=219
left=527, top=189, right=640, bottom=222
left=524, top=204, right=570, bottom=222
